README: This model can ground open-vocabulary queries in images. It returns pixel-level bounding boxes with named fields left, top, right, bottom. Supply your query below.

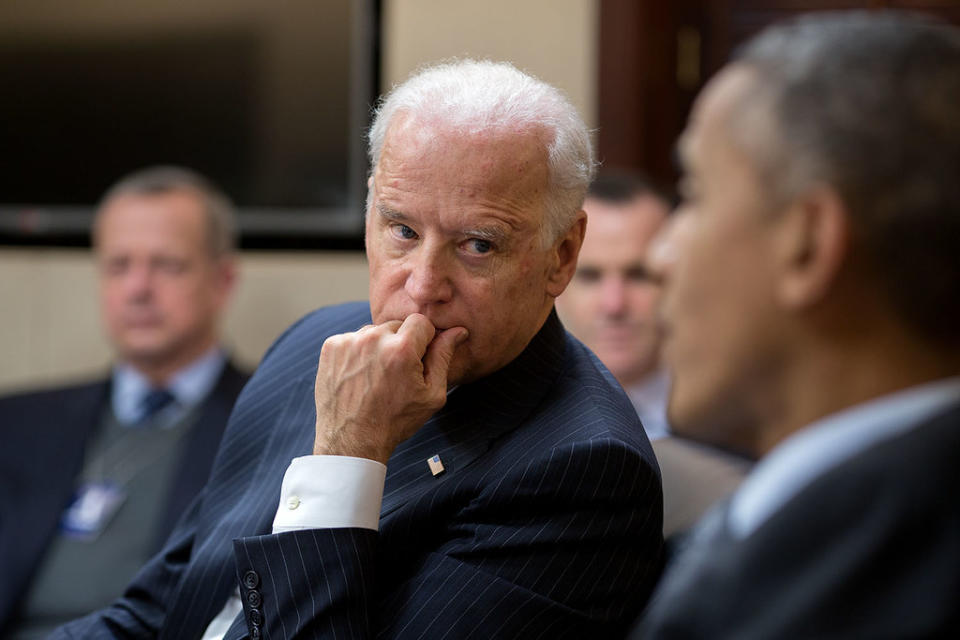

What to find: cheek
left=100, top=283, right=126, bottom=315
left=630, top=285, right=660, bottom=314
left=367, top=259, right=406, bottom=320
left=162, top=277, right=209, bottom=318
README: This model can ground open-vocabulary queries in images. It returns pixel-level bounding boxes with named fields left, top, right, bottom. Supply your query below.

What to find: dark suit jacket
left=633, top=401, right=960, bottom=638
left=0, top=359, right=249, bottom=633
left=54, top=301, right=664, bottom=639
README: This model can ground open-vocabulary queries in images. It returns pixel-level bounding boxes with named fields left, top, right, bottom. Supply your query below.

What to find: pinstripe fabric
left=53, top=302, right=663, bottom=639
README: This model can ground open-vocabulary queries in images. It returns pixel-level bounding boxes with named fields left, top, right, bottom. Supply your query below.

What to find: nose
left=404, top=243, right=454, bottom=308
left=599, top=276, right=628, bottom=316
left=122, top=263, right=155, bottom=301
left=647, top=214, right=683, bottom=284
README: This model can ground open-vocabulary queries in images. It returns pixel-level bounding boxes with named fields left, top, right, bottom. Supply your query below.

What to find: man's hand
left=313, top=314, right=468, bottom=464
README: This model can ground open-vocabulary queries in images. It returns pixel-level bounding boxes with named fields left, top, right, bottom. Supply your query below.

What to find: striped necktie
left=139, top=388, right=175, bottom=422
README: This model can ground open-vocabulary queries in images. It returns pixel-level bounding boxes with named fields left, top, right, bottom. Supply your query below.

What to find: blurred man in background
left=0, top=166, right=249, bottom=637
left=558, top=171, right=749, bottom=536
left=635, top=11, right=960, bottom=637
left=557, top=171, right=672, bottom=440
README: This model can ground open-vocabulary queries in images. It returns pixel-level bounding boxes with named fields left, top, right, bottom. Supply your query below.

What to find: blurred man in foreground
left=55, top=60, right=663, bottom=640
left=635, top=11, right=960, bottom=637
left=0, top=166, right=247, bottom=637
left=558, top=172, right=750, bottom=535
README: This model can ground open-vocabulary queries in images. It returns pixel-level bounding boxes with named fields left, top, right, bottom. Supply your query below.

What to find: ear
left=775, top=185, right=850, bottom=310
left=546, top=210, right=587, bottom=298
left=212, top=256, right=239, bottom=309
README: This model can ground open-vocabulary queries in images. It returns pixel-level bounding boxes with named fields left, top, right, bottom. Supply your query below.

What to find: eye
left=103, top=256, right=129, bottom=276
left=154, top=257, right=188, bottom=275
left=625, top=266, right=651, bottom=283
left=391, top=223, right=418, bottom=240
left=463, top=238, right=493, bottom=255
left=575, top=266, right=601, bottom=283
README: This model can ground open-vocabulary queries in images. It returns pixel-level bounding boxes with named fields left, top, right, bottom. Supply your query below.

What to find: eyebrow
left=462, top=225, right=509, bottom=246
left=376, top=203, right=407, bottom=222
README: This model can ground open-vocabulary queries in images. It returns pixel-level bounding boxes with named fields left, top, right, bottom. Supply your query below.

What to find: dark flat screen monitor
left=0, top=0, right=379, bottom=249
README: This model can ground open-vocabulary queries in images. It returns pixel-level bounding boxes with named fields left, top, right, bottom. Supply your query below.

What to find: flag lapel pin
left=427, top=454, right=445, bottom=477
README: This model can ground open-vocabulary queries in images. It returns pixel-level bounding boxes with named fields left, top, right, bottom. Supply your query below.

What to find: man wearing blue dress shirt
left=0, top=166, right=249, bottom=637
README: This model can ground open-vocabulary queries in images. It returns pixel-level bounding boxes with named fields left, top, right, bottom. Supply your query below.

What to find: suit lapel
left=380, top=309, right=568, bottom=519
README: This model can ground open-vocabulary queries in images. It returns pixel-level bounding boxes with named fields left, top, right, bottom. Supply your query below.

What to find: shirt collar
left=626, top=368, right=672, bottom=441
left=112, top=347, right=227, bottom=424
left=728, top=376, right=960, bottom=539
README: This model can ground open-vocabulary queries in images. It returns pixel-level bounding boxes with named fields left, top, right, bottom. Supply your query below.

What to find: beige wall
left=0, top=249, right=369, bottom=393
left=382, top=0, right=597, bottom=127
left=0, top=0, right=598, bottom=393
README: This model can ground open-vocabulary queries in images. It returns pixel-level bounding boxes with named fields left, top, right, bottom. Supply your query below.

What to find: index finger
left=396, top=313, right=437, bottom=358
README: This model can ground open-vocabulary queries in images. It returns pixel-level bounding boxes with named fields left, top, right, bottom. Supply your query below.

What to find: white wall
left=0, top=0, right=598, bottom=393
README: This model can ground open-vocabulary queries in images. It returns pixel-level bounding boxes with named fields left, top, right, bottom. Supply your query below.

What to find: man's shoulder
left=550, top=332, right=651, bottom=447
left=695, top=402, right=960, bottom=635
left=0, top=378, right=107, bottom=460
left=0, top=376, right=108, bottom=414
left=784, top=400, right=960, bottom=522
left=281, top=301, right=372, bottom=342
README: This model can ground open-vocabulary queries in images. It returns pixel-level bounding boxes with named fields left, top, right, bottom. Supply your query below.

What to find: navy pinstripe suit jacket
left=54, top=302, right=664, bottom=639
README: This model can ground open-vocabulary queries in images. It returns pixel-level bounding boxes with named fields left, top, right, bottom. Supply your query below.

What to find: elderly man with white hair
left=54, top=60, right=664, bottom=640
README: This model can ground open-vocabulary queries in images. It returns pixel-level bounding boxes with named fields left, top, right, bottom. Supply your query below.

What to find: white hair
left=367, top=59, right=595, bottom=245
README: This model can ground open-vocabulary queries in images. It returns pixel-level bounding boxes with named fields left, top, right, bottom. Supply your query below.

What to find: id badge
left=60, top=481, right=127, bottom=541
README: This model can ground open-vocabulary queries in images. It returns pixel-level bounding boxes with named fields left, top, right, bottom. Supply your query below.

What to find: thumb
left=423, top=327, right=468, bottom=390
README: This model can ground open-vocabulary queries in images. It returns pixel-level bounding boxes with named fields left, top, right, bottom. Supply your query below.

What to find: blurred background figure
left=557, top=170, right=749, bottom=536
left=0, top=166, right=250, bottom=638
left=557, top=171, right=672, bottom=440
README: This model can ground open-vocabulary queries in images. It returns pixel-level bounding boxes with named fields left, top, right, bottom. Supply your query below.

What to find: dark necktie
left=140, top=388, right=175, bottom=422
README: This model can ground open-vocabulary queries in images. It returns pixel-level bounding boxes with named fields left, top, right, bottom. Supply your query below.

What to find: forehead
left=96, top=190, right=208, bottom=251
left=580, top=196, right=668, bottom=257
left=680, top=65, right=762, bottom=171
left=374, top=114, right=550, bottom=225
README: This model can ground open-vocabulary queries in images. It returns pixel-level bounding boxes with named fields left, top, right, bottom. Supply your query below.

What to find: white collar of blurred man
left=111, top=346, right=227, bottom=424
left=556, top=191, right=671, bottom=390
left=648, top=55, right=960, bottom=460
left=93, top=187, right=237, bottom=388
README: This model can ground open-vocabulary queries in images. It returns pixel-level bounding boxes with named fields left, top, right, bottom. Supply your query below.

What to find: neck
left=755, top=331, right=960, bottom=456
left=617, top=362, right=663, bottom=390
left=127, top=338, right=218, bottom=387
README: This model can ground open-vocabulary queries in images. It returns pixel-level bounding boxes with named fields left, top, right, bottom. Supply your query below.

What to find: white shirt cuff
left=272, top=455, right=386, bottom=533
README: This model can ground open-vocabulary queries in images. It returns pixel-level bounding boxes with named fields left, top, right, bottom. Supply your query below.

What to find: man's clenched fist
left=313, top=314, right=468, bottom=464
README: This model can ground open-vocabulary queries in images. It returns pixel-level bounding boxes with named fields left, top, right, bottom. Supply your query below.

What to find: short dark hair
left=587, top=169, right=673, bottom=208
left=733, top=11, right=960, bottom=345
left=95, top=165, right=238, bottom=257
